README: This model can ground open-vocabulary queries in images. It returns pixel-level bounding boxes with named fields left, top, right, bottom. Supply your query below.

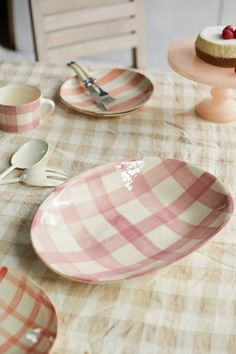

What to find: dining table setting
left=0, top=57, right=236, bottom=354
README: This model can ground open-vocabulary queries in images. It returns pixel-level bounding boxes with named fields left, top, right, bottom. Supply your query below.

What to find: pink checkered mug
left=0, top=83, right=55, bottom=132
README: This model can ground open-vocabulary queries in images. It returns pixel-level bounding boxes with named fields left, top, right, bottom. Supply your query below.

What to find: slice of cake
left=195, top=25, right=236, bottom=67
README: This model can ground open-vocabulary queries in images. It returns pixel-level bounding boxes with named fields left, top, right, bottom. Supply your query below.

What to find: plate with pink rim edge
left=59, top=67, right=154, bottom=116
left=60, top=99, right=144, bottom=118
left=0, top=266, right=58, bottom=353
left=30, top=157, right=233, bottom=283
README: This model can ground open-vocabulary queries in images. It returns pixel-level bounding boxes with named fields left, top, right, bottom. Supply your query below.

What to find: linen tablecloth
left=0, top=61, right=235, bottom=354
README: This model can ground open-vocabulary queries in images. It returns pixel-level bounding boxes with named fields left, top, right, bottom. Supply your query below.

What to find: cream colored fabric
left=0, top=61, right=235, bottom=354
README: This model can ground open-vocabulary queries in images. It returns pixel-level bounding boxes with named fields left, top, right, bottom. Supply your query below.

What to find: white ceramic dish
left=0, top=266, right=57, bottom=353
left=60, top=67, right=154, bottom=116
left=31, top=157, right=233, bottom=283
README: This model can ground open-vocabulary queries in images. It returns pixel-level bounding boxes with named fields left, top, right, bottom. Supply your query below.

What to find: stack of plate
left=31, top=157, right=233, bottom=283
left=59, top=68, right=154, bottom=117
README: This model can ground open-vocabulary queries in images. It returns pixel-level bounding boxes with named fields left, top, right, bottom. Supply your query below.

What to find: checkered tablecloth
left=0, top=61, right=236, bottom=354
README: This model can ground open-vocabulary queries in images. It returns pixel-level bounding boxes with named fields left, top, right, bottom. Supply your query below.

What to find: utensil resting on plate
left=0, top=139, right=49, bottom=180
left=67, top=61, right=115, bottom=110
left=60, top=67, right=154, bottom=117
left=0, top=165, right=67, bottom=187
left=68, top=61, right=115, bottom=105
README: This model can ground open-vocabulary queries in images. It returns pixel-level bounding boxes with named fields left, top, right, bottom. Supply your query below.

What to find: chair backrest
left=29, top=0, right=146, bottom=69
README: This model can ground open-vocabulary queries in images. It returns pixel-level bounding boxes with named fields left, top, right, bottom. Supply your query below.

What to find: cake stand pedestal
left=168, top=37, right=236, bottom=123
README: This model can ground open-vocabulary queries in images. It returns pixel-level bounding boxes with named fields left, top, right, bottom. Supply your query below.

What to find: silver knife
left=83, top=81, right=108, bottom=110
left=67, top=62, right=107, bottom=110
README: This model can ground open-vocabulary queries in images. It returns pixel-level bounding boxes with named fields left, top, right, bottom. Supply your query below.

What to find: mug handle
left=41, top=97, right=55, bottom=116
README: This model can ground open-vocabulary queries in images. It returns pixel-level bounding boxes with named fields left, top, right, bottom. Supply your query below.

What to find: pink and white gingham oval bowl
left=0, top=267, right=57, bottom=353
left=31, top=157, right=233, bottom=283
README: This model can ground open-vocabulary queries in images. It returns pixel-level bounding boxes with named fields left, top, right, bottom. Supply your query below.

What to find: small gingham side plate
left=59, top=68, right=154, bottom=116
left=0, top=267, right=57, bottom=354
left=31, top=157, right=233, bottom=283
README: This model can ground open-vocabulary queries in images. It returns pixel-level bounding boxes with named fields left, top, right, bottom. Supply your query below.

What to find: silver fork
left=68, top=62, right=108, bottom=110
left=68, top=61, right=115, bottom=105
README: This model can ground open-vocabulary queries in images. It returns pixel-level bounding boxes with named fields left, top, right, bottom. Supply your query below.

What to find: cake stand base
left=196, top=88, right=236, bottom=123
left=168, top=38, right=236, bottom=124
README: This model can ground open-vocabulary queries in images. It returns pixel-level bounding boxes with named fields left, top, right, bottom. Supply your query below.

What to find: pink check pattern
left=31, top=157, right=233, bottom=283
left=0, top=267, right=57, bottom=353
left=0, top=100, right=40, bottom=132
left=60, top=68, right=154, bottom=116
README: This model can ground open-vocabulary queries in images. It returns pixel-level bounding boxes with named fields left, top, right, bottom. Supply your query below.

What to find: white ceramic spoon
left=0, top=139, right=49, bottom=180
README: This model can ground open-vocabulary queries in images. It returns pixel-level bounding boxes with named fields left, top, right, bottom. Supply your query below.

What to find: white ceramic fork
left=0, top=166, right=67, bottom=187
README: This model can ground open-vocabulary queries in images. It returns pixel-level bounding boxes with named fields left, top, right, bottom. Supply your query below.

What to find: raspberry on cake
left=222, top=28, right=234, bottom=39
left=195, top=26, right=236, bottom=67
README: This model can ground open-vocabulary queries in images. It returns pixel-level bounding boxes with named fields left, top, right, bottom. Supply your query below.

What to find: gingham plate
left=31, top=157, right=233, bottom=283
left=59, top=68, right=154, bottom=116
left=0, top=266, right=57, bottom=353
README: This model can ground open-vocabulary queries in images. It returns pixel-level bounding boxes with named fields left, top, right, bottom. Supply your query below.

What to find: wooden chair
left=29, top=0, right=146, bottom=69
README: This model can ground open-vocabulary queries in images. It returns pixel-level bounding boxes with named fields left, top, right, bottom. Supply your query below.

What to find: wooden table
left=0, top=61, right=236, bottom=354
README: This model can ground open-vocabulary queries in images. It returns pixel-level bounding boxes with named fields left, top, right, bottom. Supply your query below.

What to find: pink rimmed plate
left=59, top=68, right=154, bottom=116
left=0, top=266, right=58, bottom=353
left=31, top=157, right=233, bottom=283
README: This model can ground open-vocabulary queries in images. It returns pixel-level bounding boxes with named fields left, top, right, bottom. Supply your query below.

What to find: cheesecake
left=195, top=25, right=236, bottom=67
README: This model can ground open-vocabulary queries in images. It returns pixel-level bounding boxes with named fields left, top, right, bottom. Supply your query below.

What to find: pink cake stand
left=168, top=37, right=236, bottom=123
